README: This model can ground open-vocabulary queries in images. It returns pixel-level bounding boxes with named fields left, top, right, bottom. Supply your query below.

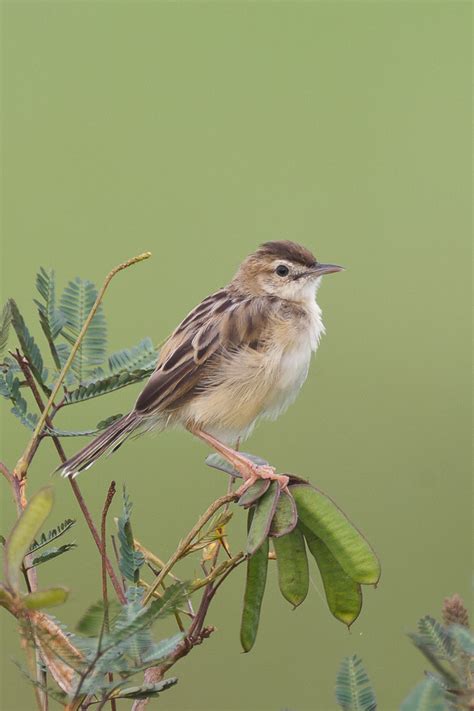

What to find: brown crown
left=256, top=240, right=317, bottom=268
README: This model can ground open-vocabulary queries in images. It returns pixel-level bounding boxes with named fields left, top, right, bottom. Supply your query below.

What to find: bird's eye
left=275, top=264, right=289, bottom=277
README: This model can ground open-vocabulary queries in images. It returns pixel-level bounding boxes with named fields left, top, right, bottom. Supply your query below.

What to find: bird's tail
left=58, top=411, right=140, bottom=478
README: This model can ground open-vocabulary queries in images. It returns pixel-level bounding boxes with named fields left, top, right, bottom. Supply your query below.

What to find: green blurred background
left=1, top=1, right=471, bottom=709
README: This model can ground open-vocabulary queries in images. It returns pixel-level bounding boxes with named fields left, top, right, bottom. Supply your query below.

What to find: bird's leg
left=193, top=429, right=289, bottom=494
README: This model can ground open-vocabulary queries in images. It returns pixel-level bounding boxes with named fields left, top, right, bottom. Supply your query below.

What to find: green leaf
left=59, top=277, right=107, bottom=382
left=447, top=624, right=474, bottom=656
left=105, top=582, right=188, bottom=652
left=114, top=677, right=178, bottom=700
left=246, top=482, right=280, bottom=555
left=302, top=524, right=362, bottom=627
left=108, top=337, right=158, bottom=374
left=29, top=543, right=77, bottom=568
left=118, top=488, right=144, bottom=583
left=400, top=678, right=448, bottom=711
left=415, top=616, right=455, bottom=661
left=76, top=599, right=122, bottom=636
left=22, top=586, right=69, bottom=609
left=5, top=487, right=54, bottom=590
left=28, top=518, right=76, bottom=553
left=241, top=512, right=269, bottom=653
left=291, top=483, right=381, bottom=585
left=273, top=525, right=309, bottom=608
left=335, top=655, right=377, bottom=711
left=35, top=268, right=67, bottom=340
left=9, top=299, right=49, bottom=392
left=64, top=368, right=153, bottom=404
left=0, top=300, right=12, bottom=359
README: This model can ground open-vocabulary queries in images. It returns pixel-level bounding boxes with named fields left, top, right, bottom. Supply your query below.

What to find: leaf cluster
left=1, top=267, right=158, bottom=434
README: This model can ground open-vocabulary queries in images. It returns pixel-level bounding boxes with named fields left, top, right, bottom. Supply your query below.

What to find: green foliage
left=34, top=267, right=67, bottom=368
left=29, top=543, right=77, bottom=568
left=118, top=488, right=145, bottom=583
left=108, top=336, right=157, bottom=373
left=76, top=599, right=122, bottom=637
left=59, top=277, right=107, bottom=382
left=335, top=655, right=377, bottom=711
left=9, top=299, right=49, bottom=392
left=112, top=678, right=178, bottom=700
left=0, top=300, right=12, bottom=359
left=400, top=678, right=447, bottom=711
left=63, top=367, right=154, bottom=404
left=28, top=518, right=76, bottom=554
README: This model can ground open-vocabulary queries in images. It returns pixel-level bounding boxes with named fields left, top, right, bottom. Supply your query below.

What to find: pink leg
left=193, top=429, right=289, bottom=494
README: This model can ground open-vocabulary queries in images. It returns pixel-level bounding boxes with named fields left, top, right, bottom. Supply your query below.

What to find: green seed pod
left=273, top=525, right=309, bottom=608
left=291, top=484, right=381, bottom=585
left=240, top=510, right=270, bottom=653
left=246, top=482, right=280, bottom=555
left=269, top=489, right=298, bottom=537
left=301, top=523, right=362, bottom=627
left=238, top=479, right=270, bottom=508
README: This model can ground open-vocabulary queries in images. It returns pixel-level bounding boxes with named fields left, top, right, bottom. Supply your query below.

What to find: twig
left=142, top=492, right=238, bottom=605
left=100, top=482, right=117, bottom=711
left=14, top=252, right=152, bottom=480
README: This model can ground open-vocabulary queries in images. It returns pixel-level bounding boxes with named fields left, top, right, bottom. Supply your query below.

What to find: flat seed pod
left=238, top=479, right=271, bottom=508
left=246, top=482, right=280, bottom=556
left=205, top=452, right=269, bottom=479
left=269, top=489, right=298, bottom=537
left=273, top=526, right=309, bottom=608
left=301, top=523, right=362, bottom=627
left=291, top=484, right=381, bottom=585
left=240, top=512, right=269, bottom=653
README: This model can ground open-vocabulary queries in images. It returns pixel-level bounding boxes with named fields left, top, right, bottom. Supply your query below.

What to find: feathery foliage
left=117, top=488, right=145, bottom=583
left=335, top=655, right=377, bottom=711
left=108, top=336, right=157, bottom=374
left=59, top=277, right=107, bottom=383
left=28, top=518, right=76, bottom=554
left=9, top=299, right=49, bottom=392
left=0, top=300, right=12, bottom=359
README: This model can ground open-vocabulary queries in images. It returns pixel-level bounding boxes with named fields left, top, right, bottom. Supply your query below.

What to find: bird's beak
left=311, top=262, right=345, bottom=276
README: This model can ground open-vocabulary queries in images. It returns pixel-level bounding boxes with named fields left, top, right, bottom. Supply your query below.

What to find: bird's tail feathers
left=58, top=411, right=140, bottom=478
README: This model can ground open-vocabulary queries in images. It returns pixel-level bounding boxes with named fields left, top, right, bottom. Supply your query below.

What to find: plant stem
left=100, top=482, right=117, bottom=711
left=142, top=492, right=238, bottom=605
left=14, top=252, right=152, bottom=480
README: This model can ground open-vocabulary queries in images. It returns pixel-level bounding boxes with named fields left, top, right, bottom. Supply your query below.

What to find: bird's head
left=232, top=240, right=344, bottom=302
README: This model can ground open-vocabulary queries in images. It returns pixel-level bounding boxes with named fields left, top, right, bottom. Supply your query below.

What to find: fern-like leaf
left=400, top=677, right=447, bottom=711
left=28, top=518, right=76, bottom=554
left=9, top=299, right=49, bottom=392
left=416, top=616, right=455, bottom=661
left=108, top=337, right=158, bottom=374
left=59, top=277, right=107, bottom=382
left=113, top=677, right=178, bottom=700
left=76, top=599, right=122, bottom=637
left=335, top=655, right=377, bottom=711
left=29, top=543, right=77, bottom=568
left=34, top=267, right=67, bottom=368
left=64, top=368, right=153, bottom=404
left=117, top=489, right=144, bottom=583
left=0, top=300, right=12, bottom=359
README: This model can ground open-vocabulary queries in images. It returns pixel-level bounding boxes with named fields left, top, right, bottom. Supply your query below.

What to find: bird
left=59, top=241, right=343, bottom=493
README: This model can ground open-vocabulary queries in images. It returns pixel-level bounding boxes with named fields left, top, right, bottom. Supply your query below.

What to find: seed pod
left=246, top=482, right=280, bottom=555
left=291, top=484, right=381, bottom=585
left=240, top=511, right=269, bottom=653
left=302, top=523, right=362, bottom=627
left=273, top=525, right=309, bottom=608
left=269, top=489, right=298, bottom=537
left=238, top=479, right=270, bottom=508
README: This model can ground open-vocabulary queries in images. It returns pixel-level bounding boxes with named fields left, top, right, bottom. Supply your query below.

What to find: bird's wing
left=134, top=289, right=272, bottom=414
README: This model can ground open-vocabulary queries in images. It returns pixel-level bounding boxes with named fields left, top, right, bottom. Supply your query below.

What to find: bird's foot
left=193, top=429, right=289, bottom=494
